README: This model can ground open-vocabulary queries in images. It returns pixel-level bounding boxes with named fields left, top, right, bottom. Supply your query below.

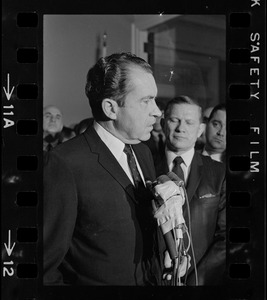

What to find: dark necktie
left=158, top=134, right=165, bottom=158
left=123, top=144, right=145, bottom=189
left=172, top=156, right=185, bottom=183
left=46, top=143, right=53, bottom=151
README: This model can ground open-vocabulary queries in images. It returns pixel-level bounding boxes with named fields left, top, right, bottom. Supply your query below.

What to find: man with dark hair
left=195, top=106, right=214, bottom=150
left=43, top=52, right=163, bottom=285
left=202, top=104, right=226, bottom=163
left=156, top=95, right=226, bottom=285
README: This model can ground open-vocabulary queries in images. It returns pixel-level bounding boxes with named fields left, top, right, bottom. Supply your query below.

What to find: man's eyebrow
left=44, top=112, right=62, bottom=117
left=140, top=96, right=156, bottom=100
left=211, top=119, right=222, bottom=124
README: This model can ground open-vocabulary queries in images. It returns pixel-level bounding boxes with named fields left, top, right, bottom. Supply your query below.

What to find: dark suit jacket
left=155, top=151, right=226, bottom=286
left=43, top=126, right=159, bottom=286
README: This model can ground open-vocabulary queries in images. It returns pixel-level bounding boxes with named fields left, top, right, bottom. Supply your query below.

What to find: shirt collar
left=166, top=147, right=195, bottom=168
left=202, top=148, right=223, bottom=162
left=94, top=121, right=125, bottom=161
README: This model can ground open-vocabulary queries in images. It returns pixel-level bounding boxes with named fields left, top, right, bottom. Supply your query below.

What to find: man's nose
left=218, top=126, right=226, bottom=136
left=175, top=121, right=184, bottom=131
left=153, top=102, right=162, bottom=117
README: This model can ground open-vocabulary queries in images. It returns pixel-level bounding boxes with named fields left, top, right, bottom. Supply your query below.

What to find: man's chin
left=123, top=132, right=151, bottom=144
left=139, top=132, right=152, bottom=142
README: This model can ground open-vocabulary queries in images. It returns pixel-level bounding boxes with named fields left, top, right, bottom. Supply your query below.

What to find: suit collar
left=132, top=144, right=155, bottom=183
left=83, top=126, right=151, bottom=204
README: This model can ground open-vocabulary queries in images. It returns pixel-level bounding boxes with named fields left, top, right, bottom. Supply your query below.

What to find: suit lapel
left=132, top=144, right=155, bottom=182
left=83, top=126, right=137, bottom=202
left=186, top=152, right=203, bottom=203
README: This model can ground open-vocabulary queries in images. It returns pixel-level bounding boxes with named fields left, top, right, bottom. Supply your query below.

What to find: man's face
left=43, top=106, right=63, bottom=135
left=205, top=109, right=226, bottom=153
left=163, top=103, right=204, bottom=154
left=114, top=68, right=161, bottom=144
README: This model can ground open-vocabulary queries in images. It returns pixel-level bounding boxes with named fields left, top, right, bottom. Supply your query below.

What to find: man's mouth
left=214, top=138, right=224, bottom=143
left=174, top=135, right=186, bottom=140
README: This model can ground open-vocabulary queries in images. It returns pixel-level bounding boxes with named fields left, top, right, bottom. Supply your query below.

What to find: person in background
left=43, top=105, right=64, bottom=151
left=195, top=106, right=214, bottom=151
left=202, top=104, right=226, bottom=163
left=43, top=105, right=76, bottom=151
left=156, top=95, right=226, bottom=286
left=43, top=52, right=167, bottom=285
left=143, top=101, right=165, bottom=165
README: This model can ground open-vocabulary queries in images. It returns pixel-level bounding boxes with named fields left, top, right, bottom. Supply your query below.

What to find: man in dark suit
left=202, top=103, right=226, bottom=163
left=43, top=105, right=64, bottom=151
left=43, top=53, right=163, bottom=285
left=156, top=95, right=226, bottom=286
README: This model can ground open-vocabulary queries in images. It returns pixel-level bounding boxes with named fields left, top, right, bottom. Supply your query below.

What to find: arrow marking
left=4, top=230, right=16, bottom=256
left=3, top=73, right=15, bottom=100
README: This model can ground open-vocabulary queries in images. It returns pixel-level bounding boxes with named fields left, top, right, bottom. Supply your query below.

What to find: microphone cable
left=180, top=182, right=199, bottom=286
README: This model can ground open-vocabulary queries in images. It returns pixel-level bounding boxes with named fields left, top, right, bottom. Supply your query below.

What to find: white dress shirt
left=94, top=121, right=145, bottom=185
left=165, top=147, right=195, bottom=185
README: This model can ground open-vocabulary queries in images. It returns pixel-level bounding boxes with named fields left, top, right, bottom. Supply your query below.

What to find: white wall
left=44, top=15, right=133, bottom=127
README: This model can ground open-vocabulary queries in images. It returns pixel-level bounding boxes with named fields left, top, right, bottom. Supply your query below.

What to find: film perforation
left=17, top=156, right=38, bottom=171
left=229, top=120, right=250, bottom=135
left=17, top=48, right=38, bottom=63
left=16, top=263, right=38, bottom=279
left=17, top=84, right=38, bottom=100
left=16, top=120, right=38, bottom=135
left=229, top=191, right=251, bottom=207
left=229, top=227, right=250, bottom=243
left=229, top=263, right=250, bottom=279
left=230, top=12, right=251, bottom=28
left=17, top=120, right=38, bottom=135
left=17, top=228, right=38, bottom=243
left=229, top=84, right=251, bottom=100
left=17, top=12, right=38, bottom=28
left=229, top=156, right=250, bottom=171
left=16, top=191, right=38, bottom=207
left=229, top=49, right=250, bottom=64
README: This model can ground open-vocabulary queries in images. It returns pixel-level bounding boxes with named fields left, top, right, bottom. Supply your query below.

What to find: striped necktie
left=123, top=144, right=145, bottom=189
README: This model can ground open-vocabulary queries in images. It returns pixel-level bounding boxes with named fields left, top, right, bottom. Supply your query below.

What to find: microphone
left=147, top=173, right=186, bottom=260
left=167, top=171, right=184, bottom=186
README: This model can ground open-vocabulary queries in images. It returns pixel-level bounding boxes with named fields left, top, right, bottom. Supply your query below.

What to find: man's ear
left=197, top=122, right=206, bottom=138
left=102, top=98, right=118, bottom=120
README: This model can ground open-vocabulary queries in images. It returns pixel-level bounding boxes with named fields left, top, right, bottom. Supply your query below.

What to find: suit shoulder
left=136, top=142, right=154, bottom=159
left=199, top=153, right=226, bottom=173
left=52, top=134, right=86, bottom=153
left=138, top=141, right=152, bottom=152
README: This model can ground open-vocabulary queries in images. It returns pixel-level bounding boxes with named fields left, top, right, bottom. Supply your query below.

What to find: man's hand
left=162, top=250, right=191, bottom=281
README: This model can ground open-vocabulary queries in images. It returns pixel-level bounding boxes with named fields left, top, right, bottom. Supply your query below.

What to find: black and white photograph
left=1, top=2, right=265, bottom=300
left=42, top=14, right=226, bottom=287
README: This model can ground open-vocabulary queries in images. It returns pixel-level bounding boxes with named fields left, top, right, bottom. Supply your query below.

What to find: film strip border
left=1, top=3, right=265, bottom=300
left=227, top=8, right=265, bottom=299
left=2, top=9, right=41, bottom=300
